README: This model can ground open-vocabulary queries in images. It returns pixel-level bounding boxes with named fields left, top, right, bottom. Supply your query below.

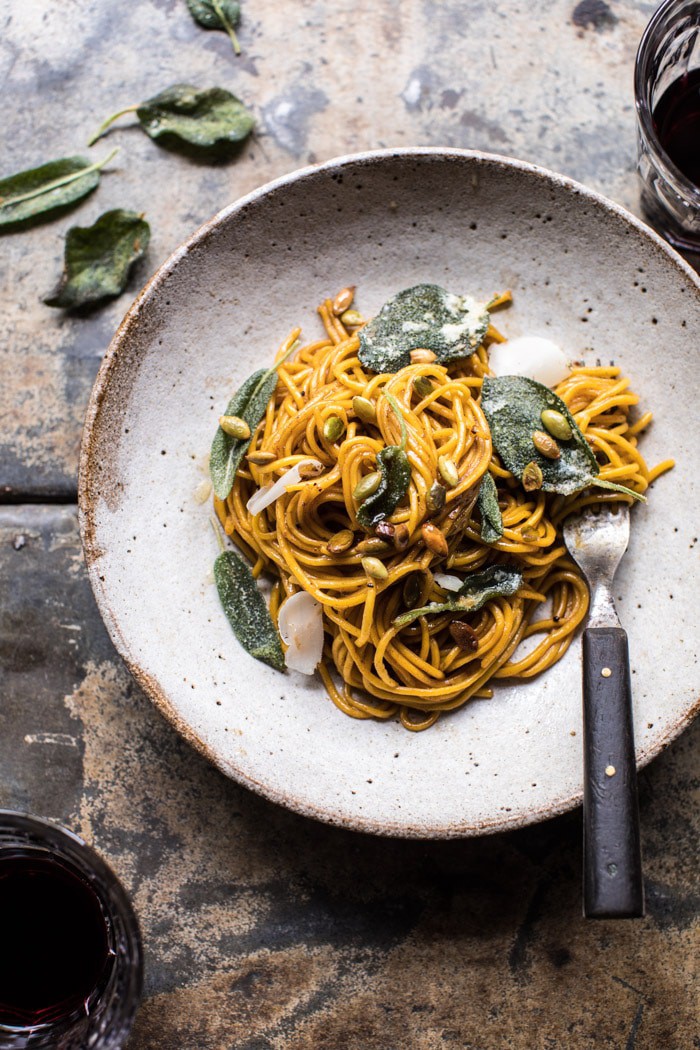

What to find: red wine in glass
left=652, top=68, right=700, bottom=188
left=0, top=853, right=112, bottom=1028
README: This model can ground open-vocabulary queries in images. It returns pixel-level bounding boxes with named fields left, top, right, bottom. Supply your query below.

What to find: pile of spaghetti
left=213, top=288, right=672, bottom=731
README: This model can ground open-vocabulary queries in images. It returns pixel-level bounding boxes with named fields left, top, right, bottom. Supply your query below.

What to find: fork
left=563, top=503, right=644, bottom=919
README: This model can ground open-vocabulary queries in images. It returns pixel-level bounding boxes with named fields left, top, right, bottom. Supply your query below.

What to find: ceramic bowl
left=79, top=149, right=700, bottom=837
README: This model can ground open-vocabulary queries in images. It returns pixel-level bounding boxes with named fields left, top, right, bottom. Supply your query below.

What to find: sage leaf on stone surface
left=477, top=472, right=503, bottom=544
left=44, top=209, right=150, bottom=310
left=187, top=0, right=241, bottom=55
left=214, top=549, right=285, bottom=671
left=0, top=150, right=118, bottom=230
left=210, top=369, right=279, bottom=501
left=358, top=284, right=490, bottom=373
left=481, top=375, right=645, bottom=501
left=90, top=86, right=254, bottom=152
left=394, top=565, right=522, bottom=628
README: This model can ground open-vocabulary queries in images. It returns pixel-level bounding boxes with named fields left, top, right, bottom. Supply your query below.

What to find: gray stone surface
left=1, top=1, right=698, bottom=1047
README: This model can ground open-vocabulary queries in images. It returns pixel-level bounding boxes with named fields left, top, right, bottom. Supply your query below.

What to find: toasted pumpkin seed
left=219, top=414, right=251, bottom=440
left=402, top=573, right=423, bottom=609
left=362, top=556, right=388, bottom=581
left=332, top=285, right=355, bottom=315
left=541, top=408, right=573, bottom=441
left=410, top=348, right=437, bottom=364
left=327, top=529, right=354, bottom=554
left=438, top=456, right=460, bottom=488
left=421, top=521, right=449, bottom=556
left=323, top=415, right=345, bottom=442
left=340, top=309, right=364, bottom=327
left=413, top=376, right=434, bottom=399
left=522, top=461, right=544, bottom=491
left=352, top=395, right=377, bottom=424
left=375, top=521, right=396, bottom=542
left=246, top=450, right=277, bottom=465
left=353, top=471, right=382, bottom=501
left=393, top=523, right=410, bottom=551
left=426, top=480, right=446, bottom=515
left=449, top=621, right=479, bottom=651
left=532, top=430, right=560, bottom=460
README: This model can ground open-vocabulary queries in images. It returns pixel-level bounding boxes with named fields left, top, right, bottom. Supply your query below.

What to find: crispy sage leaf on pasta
left=481, top=375, right=645, bottom=501
left=44, top=210, right=150, bottom=309
left=394, top=565, right=522, bottom=628
left=0, top=151, right=117, bottom=230
left=357, top=445, right=411, bottom=529
left=187, top=0, right=242, bottom=54
left=214, top=550, right=285, bottom=671
left=210, top=369, right=279, bottom=500
left=358, top=284, right=490, bottom=373
left=477, top=472, right=503, bottom=544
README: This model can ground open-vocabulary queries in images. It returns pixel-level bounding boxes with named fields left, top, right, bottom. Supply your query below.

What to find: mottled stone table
left=1, top=2, right=698, bottom=1047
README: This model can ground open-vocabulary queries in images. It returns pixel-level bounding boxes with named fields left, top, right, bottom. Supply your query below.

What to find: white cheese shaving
left=277, top=591, right=324, bottom=675
left=433, top=572, right=464, bottom=592
left=488, top=336, right=570, bottom=387
left=245, top=460, right=320, bottom=516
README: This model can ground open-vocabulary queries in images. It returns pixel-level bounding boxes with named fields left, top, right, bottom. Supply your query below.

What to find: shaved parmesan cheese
left=488, top=336, right=569, bottom=387
left=278, top=590, right=324, bottom=674
left=433, top=572, right=463, bottom=592
left=245, top=459, right=320, bottom=516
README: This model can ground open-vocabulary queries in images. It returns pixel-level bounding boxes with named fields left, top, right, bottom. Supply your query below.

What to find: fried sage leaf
left=357, top=445, right=411, bottom=529
left=139, top=84, right=253, bottom=149
left=210, top=369, right=279, bottom=500
left=44, top=209, right=150, bottom=309
left=0, top=150, right=118, bottom=230
left=477, top=472, right=503, bottom=544
left=214, top=549, right=285, bottom=671
left=358, top=284, right=490, bottom=373
left=187, top=0, right=241, bottom=54
left=90, top=86, right=254, bottom=151
left=481, top=375, right=645, bottom=501
left=394, top=565, right=522, bottom=628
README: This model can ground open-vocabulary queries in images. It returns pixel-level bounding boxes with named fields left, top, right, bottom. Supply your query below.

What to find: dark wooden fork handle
left=582, top=627, right=644, bottom=918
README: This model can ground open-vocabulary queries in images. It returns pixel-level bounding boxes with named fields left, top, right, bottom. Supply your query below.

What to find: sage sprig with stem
left=0, top=149, right=119, bottom=230
left=88, top=85, right=254, bottom=152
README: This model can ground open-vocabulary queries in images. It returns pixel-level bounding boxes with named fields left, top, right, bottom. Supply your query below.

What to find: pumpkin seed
left=375, top=521, right=396, bottom=542
left=332, top=285, right=355, bottom=315
left=246, top=450, right=276, bottom=465
left=362, top=556, right=388, bottom=581
left=353, top=471, right=382, bottom=501
left=402, top=573, right=423, bottom=609
left=532, top=430, right=560, bottom=460
left=410, top=348, right=437, bottom=364
left=426, top=481, right=446, bottom=515
left=219, top=414, right=251, bottom=439
left=449, top=621, right=479, bottom=651
left=327, top=529, right=354, bottom=554
left=340, top=309, right=364, bottom=327
left=413, top=376, right=434, bottom=399
left=352, top=395, right=377, bottom=424
left=421, top=522, right=449, bottom=556
left=540, top=408, right=573, bottom=441
left=323, top=415, right=345, bottom=442
left=438, top=456, right=460, bottom=488
left=522, top=461, right=544, bottom=492
left=393, top=523, right=410, bottom=551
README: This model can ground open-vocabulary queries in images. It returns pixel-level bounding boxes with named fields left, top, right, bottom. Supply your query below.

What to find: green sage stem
left=2, top=149, right=119, bottom=209
left=88, top=107, right=140, bottom=147
left=213, top=0, right=241, bottom=54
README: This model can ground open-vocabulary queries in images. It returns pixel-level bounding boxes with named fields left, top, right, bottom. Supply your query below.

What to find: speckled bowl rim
left=79, top=147, right=700, bottom=839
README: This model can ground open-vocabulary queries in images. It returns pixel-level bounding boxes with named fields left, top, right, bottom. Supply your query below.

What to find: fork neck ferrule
left=587, top=580, right=621, bottom=629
